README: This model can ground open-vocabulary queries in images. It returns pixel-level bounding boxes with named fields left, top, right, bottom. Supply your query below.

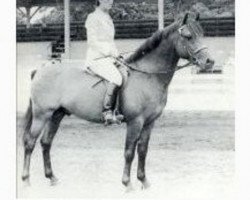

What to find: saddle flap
left=87, top=58, right=129, bottom=88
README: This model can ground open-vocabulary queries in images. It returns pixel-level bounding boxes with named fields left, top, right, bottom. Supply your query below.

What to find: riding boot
left=103, top=82, right=123, bottom=125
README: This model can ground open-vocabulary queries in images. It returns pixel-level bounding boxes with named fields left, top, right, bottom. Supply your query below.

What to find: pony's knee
left=137, top=144, right=147, bottom=158
left=124, top=149, right=135, bottom=162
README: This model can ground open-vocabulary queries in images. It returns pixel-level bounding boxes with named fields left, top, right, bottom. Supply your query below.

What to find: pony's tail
left=23, top=99, right=33, bottom=141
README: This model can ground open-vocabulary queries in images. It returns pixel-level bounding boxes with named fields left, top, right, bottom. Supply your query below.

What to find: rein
left=94, top=54, right=193, bottom=75
left=126, top=61, right=192, bottom=75
left=116, top=57, right=193, bottom=75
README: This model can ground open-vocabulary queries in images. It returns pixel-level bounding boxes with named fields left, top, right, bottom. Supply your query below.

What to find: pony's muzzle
left=196, top=57, right=214, bottom=70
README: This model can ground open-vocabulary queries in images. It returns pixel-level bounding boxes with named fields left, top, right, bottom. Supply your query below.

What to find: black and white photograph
left=14, top=0, right=237, bottom=199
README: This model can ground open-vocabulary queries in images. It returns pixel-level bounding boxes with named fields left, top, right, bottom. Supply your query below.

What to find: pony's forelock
left=186, top=20, right=204, bottom=38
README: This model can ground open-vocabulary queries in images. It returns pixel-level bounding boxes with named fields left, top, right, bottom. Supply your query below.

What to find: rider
left=85, top=0, right=123, bottom=125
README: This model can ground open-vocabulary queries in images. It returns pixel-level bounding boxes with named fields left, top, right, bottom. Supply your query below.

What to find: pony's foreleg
left=22, top=116, right=47, bottom=185
left=122, top=118, right=143, bottom=188
left=40, top=108, right=65, bottom=185
left=137, top=122, right=155, bottom=189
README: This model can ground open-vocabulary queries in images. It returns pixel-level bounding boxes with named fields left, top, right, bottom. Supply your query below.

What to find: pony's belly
left=68, top=101, right=104, bottom=123
left=61, top=76, right=107, bottom=123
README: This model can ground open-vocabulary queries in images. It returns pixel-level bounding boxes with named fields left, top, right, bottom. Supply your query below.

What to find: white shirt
left=85, top=7, right=119, bottom=62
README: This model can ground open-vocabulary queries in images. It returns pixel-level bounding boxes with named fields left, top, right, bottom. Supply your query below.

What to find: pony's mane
left=125, top=18, right=203, bottom=64
left=125, top=21, right=179, bottom=63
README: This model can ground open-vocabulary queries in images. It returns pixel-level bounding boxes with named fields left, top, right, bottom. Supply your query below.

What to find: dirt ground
left=17, top=110, right=235, bottom=199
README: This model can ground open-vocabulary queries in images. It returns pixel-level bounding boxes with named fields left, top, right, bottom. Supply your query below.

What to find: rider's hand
left=117, top=54, right=124, bottom=61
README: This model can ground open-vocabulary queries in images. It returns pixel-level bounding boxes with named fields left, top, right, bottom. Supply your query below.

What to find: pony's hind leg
left=22, top=114, right=48, bottom=185
left=137, top=122, right=155, bottom=189
left=122, top=118, right=143, bottom=190
left=40, top=108, right=66, bottom=185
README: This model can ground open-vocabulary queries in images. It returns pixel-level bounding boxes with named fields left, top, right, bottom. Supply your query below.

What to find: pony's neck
left=135, top=37, right=180, bottom=85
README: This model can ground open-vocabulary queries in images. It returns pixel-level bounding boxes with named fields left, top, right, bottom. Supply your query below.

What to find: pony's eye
left=183, top=31, right=192, bottom=40
left=186, top=35, right=192, bottom=40
left=179, top=27, right=192, bottom=40
left=178, top=27, right=184, bottom=34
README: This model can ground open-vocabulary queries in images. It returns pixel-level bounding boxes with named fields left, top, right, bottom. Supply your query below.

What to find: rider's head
left=96, top=0, right=113, bottom=12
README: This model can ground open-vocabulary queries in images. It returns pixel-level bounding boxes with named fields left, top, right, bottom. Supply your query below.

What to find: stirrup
left=103, top=110, right=113, bottom=126
left=103, top=111, right=124, bottom=126
left=114, top=110, right=124, bottom=124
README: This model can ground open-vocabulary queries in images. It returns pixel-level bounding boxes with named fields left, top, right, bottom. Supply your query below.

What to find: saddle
left=87, top=57, right=129, bottom=88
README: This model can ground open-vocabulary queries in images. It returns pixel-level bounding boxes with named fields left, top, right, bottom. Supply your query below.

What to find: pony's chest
left=124, top=89, right=168, bottom=122
left=121, top=75, right=169, bottom=121
left=145, top=92, right=168, bottom=119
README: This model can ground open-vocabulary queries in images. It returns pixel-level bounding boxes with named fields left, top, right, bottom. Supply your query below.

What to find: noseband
left=185, top=45, right=208, bottom=64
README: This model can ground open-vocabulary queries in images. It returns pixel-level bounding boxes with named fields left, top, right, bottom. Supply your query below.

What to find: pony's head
left=126, top=12, right=214, bottom=71
left=171, top=12, right=214, bottom=70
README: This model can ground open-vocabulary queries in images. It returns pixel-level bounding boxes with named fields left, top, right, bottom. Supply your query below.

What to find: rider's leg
left=103, top=82, right=122, bottom=124
left=87, top=57, right=124, bottom=124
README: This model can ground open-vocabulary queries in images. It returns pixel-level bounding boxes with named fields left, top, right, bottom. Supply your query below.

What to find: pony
left=21, top=13, right=214, bottom=189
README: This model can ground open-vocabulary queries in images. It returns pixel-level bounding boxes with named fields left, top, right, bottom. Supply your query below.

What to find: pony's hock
left=22, top=13, right=214, bottom=188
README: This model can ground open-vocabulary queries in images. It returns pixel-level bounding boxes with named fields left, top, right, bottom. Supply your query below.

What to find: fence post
left=158, top=0, right=164, bottom=30
left=64, top=0, right=70, bottom=59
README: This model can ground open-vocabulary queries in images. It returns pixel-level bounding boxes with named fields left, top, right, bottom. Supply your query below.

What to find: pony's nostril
left=192, top=57, right=197, bottom=63
left=206, top=58, right=214, bottom=65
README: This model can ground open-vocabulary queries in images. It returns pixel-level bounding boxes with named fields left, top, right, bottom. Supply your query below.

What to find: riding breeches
left=85, top=57, right=123, bottom=86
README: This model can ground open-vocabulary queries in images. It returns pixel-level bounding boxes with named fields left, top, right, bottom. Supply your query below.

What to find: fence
left=16, top=17, right=234, bottom=42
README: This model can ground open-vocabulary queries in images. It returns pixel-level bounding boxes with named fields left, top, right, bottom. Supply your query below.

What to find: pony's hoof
left=22, top=176, right=31, bottom=187
left=141, top=179, right=151, bottom=190
left=50, top=176, right=59, bottom=186
left=124, top=183, right=134, bottom=193
left=22, top=179, right=31, bottom=187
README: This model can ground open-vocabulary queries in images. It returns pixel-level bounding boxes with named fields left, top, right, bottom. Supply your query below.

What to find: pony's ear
left=181, top=12, right=189, bottom=25
left=195, top=12, right=200, bottom=21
